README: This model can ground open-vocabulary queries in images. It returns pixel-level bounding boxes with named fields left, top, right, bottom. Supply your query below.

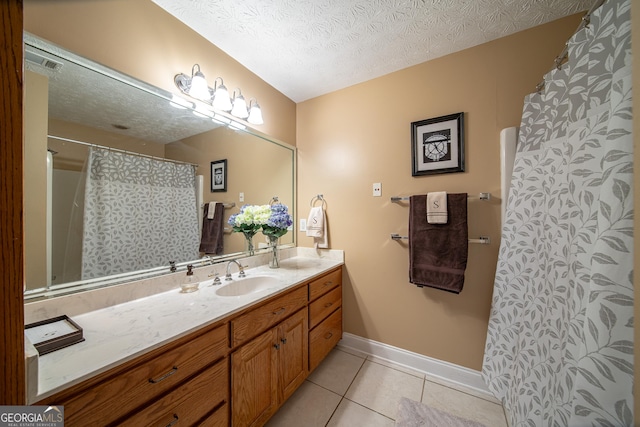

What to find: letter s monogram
left=433, top=201, right=440, bottom=209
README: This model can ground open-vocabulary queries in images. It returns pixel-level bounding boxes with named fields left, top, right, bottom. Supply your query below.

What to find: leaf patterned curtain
left=81, top=147, right=199, bottom=279
left=482, top=0, right=634, bottom=425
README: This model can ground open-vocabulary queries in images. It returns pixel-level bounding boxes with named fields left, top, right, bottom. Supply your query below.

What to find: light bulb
left=231, top=92, right=249, bottom=119
left=188, top=68, right=210, bottom=101
left=248, top=102, right=264, bottom=125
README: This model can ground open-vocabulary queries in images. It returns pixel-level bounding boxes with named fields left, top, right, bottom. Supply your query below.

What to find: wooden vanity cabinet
left=36, top=323, right=229, bottom=427
left=37, top=265, right=343, bottom=427
left=308, top=267, right=343, bottom=372
left=231, top=300, right=308, bottom=427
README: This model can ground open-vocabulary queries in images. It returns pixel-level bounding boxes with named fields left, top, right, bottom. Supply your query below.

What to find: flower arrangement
left=262, top=203, right=293, bottom=239
left=227, top=204, right=272, bottom=236
left=227, top=203, right=292, bottom=262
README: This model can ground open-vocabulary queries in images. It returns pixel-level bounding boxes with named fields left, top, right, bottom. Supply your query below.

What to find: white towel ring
left=310, top=194, right=326, bottom=208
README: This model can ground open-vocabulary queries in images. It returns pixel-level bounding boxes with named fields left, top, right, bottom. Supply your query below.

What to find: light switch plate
left=299, top=219, right=307, bottom=232
left=373, top=182, right=382, bottom=197
left=239, top=192, right=244, bottom=202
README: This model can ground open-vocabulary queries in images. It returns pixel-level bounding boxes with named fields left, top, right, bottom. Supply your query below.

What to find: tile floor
left=266, top=347, right=508, bottom=427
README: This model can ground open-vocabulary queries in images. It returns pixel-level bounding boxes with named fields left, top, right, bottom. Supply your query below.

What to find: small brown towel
left=409, top=193, right=468, bottom=293
left=199, top=202, right=225, bottom=254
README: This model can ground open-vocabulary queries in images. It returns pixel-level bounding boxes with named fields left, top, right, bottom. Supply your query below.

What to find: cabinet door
left=277, top=309, right=308, bottom=403
left=231, top=328, right=278, bottom=427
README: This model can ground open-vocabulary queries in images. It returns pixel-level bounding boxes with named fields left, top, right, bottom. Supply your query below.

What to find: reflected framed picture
left=411, top=112, right=465, bottom=176
left=210, top=159, right=227, bottom=192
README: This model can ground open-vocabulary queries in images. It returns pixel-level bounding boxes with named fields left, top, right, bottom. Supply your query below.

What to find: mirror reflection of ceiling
left=152, top=0, right=592, bottom=103
left=25, top=43, right=219, bottom=145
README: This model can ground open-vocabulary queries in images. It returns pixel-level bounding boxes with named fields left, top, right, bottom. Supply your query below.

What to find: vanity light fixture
left=247, top=99, right=264, bottom=125
left=173, top=64, right=211, bottom=101
left=212, top=77, right=233, bottom=112
left=230, top=89, right=249, bottom=119
left=174, top=65, right=263, bottom=124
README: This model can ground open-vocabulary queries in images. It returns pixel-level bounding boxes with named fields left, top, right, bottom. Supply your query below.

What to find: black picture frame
left=210, top=159, right=227, bottom=192
left=411, top=112, right=465, bottom=176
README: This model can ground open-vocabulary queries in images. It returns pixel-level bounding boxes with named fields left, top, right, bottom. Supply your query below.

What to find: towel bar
left=390, top=193, right=491, bottom=203
left=200, top=202, right=236, bottom=209
left=390, top=233, right=491, bottom=245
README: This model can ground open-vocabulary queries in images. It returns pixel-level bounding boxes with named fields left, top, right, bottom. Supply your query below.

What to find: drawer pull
left=274, top=343, right=280, bottom=350
left=166, top=414, right=179, bottom=427
left=323, top=281, right=333, bottom=287
left=149, top=366, right=178, bottom=384
left=272, top=307, right=286, bottom=315
left=324, top=302, right=333, bottom=308
left=324, top=332, right=333, bottom=339
left=281, top=338, right=287, bottom=345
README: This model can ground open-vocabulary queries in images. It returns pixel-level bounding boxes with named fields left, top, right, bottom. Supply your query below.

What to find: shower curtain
left=81, top=147, right=200, bottom=279
left=482, top=1, right=633, bottom=426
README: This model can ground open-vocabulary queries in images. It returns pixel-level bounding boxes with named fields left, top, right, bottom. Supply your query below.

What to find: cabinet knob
left=274, top=343, right=280, bottom=350
left=324, top=302, right=333, bottom=308
left=272, top=307, right=286, bottom=316
left=281, top=338, right=287, bottom=345
left=324, top=332, right=333, bottom=340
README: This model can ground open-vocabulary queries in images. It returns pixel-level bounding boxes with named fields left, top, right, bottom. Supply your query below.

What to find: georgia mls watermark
left=0, top=406, right=63, bottom=427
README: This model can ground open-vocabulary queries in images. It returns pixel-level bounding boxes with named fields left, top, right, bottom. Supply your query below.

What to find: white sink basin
left=215, top=276, right=279, bottom=297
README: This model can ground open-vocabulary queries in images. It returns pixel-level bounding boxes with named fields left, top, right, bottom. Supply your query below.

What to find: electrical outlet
left=239, top=192, right=244, bottom=202
left=373, top=182, right=382, bottom=197
left=299, top=219, right=307, bottom=232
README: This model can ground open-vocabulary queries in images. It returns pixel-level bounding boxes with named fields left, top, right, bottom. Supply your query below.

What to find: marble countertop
left=34, top=253, right=343, bottom=402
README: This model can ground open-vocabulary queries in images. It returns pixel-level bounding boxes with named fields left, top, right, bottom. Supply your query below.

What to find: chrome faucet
left=225, top=260, right=246, bottom=280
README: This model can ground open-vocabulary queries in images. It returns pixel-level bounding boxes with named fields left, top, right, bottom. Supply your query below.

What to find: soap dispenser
left=180, top=264, right=198, bottom=293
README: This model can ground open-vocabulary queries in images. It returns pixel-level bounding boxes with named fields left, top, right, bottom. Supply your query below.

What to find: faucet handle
left=210, top=273, right=221, bottom=285
left=238, top=265, right=246, bottom=278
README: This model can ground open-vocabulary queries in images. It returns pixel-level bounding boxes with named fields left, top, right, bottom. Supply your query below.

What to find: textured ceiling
left=152, top=0, right=591, bottom=102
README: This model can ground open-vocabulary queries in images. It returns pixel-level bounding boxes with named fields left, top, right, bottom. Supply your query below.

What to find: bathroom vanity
left=29, top=251, right=343, bottom=426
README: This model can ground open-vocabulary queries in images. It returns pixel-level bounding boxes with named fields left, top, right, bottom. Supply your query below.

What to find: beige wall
left=24, top=70, right=49, bottom=289
left=297, top=15, right=581, bottom=370
left=166, top=127, right=295, bottom=254
left=23, top=0, right=296, bottom=146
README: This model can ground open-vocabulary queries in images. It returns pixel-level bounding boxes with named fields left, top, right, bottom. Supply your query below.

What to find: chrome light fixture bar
left=174, top=64, right=264, bottom=124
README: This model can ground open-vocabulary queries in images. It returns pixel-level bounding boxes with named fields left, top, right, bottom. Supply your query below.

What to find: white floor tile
left=327, top=399, right=395, bottom=427
left=344, top=360, right=424, bottom=419
left=422, top=380, right=508, bottom=427
left=366, top=355, right=426, bottom=379
left=308, top=348, right=366, bottom=395
left=335, top=344, right=370, bottom=360
left=265, top=381, right=341, bottom=427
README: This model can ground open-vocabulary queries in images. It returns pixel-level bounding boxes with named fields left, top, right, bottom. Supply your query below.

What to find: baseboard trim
left=337, top=332, right=496, bottom=401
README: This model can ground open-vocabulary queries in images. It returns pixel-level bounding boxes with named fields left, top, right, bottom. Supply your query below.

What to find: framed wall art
left=210, top=159, right=227, bottom=192
left=411, top=112, right=465, bottom=176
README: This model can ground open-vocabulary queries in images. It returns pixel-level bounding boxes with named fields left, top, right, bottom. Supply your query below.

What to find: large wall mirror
left=23, top=33, right=296, bottom=300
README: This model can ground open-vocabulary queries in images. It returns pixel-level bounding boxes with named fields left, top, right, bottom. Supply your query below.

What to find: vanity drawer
left=309, top=285, right=342, bottom=329
left=117, top=357, right=228, bottom=426
left=59, top=324, right=228, bottom=426
left=231, top=286, right=307, bottom=347
left=309, top=307, right=342, bottom=371
left=308, top=268, right=342, bottom=302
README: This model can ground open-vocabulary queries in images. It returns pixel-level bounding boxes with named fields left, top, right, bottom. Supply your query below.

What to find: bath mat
left=395, top=397, right=487, bottom=427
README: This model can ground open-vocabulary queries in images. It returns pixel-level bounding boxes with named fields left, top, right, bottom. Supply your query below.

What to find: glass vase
left=243, top=232, right=255, bottom=256
left=267, top=235, right=280, bottom=268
